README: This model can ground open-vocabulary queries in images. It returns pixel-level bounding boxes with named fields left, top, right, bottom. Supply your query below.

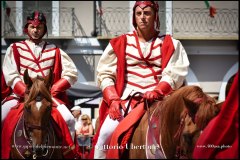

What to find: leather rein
left=23, top=95, right=51, bottom=159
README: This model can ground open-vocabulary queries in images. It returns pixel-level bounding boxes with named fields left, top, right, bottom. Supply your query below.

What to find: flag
left=2, top=1, right=6, bottom=9
left=204, top=1, right=217, bottom=18
left=2, top=1, right=11, bottom=17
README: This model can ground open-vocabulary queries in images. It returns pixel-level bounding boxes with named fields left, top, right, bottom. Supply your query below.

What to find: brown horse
left=128, top=85, right=221, bottom=159
left=10, top=69, right=63, bottom=159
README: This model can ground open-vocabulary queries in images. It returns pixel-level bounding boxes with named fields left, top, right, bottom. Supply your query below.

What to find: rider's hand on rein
left=143, top=90, right=164, bottom=103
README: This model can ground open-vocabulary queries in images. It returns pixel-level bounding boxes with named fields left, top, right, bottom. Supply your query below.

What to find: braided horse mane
left=129, top=85, right=220, bottom=159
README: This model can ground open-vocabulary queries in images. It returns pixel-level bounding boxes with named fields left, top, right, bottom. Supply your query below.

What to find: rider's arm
left=2, top=44, right=26, bottom=97
left=97, top=43, right=122, bottom=120
left=160, top=38, right=190, bottom=91
left=51, top=49, right=78, bottom=97
left=96, top=43, right=117, bottom=90
left=59, top=48, right=78, bottom=86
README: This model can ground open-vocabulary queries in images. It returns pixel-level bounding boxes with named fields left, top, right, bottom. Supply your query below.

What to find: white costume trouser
left=1, top=98, right=76, bottom=141
left=1, top=99, right=19, bottom=122
left=55, top=103, right=76, bottom=142
left=94, top=103, right=132, bottom=159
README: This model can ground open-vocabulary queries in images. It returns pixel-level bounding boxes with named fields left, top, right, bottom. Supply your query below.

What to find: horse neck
left=156, top=97, right=185, bottom=158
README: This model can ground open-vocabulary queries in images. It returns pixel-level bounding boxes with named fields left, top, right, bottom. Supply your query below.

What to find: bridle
left=23, top=117, right=50, bottom=159
left=23, top=92, right=52, bottom=159
left=24, top=94, right=51, bottom=131
left=173, top=96, right=206, bottom=159
left=173, top=110, right=188, bottom=159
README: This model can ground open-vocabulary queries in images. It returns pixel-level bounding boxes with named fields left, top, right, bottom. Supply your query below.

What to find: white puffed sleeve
left=160, top=38, right=190, bottom=90
left=96, top=43, right=117, bottom=90
left=2, top=45, right=22, bottom=89
left=59, top=48, right=78, bottom=85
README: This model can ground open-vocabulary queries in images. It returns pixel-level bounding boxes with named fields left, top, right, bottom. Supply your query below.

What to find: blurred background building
left=1, top=1, right=239, bottom=125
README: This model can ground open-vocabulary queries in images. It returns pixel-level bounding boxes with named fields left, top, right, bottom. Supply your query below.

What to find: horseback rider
left=1, top=11, right=78, bottom=158
left=92, top=1, right=190, bottom=159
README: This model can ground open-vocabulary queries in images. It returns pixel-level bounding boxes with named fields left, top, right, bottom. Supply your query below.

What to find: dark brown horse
left=10, top=69, right=63, bottom=159
left=128, top=85, right=221, bottom=159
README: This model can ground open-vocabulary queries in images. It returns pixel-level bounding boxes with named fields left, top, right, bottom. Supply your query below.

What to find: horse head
left=180, top=88, right=221, bottom=158
left=23, top=69, right=53, bottom=158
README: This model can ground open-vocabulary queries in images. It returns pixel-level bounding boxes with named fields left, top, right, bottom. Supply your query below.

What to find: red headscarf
left=132, top=1, right=160, bottom=30
left=23, top=11, right=48, bottom=40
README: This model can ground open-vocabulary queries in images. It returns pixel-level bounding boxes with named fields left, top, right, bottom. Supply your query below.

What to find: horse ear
left=23, top=69, right=32, bottom=88
left=44, top=69, right=53, bottom=88
left=183, top=97, right=200, bottom=118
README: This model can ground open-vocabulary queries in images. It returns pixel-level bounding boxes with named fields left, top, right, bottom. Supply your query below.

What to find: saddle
left=12, top=115, right=61, bottom=158
left=146, top=105, right=167, bottom=159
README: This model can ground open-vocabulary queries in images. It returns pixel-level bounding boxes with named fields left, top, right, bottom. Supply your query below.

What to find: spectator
left=77, top=114, right=94, bottom=159
left=77, top=114, right=94, bottom=136
left=71, top=105, right=82, bottom=132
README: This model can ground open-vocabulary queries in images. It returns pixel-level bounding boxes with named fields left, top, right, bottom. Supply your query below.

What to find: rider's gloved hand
left=102, top=85, right=123, bottom=120
left=13, top=80, right=26, bottom=97
left=51, top=78, right=71, bottom=98
left=109, top=99, right=123, bottom=120
left=143, top=81, right=172, bottom=103
left=143, top=90, right=163, bottom=103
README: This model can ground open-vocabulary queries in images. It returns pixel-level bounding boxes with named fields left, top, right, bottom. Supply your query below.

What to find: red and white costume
left=93, top=31, right=189, bottom=158
left=97, top=31, right=188, bottom=96
left=1, top=40, right=78, bottom=158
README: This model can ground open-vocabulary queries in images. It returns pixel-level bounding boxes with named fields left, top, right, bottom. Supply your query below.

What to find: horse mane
left=158, top=85, right=215, bottom=158
left=194, top=94, right=219, bottom=130
left=25, top=77, right=52, bottom=105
